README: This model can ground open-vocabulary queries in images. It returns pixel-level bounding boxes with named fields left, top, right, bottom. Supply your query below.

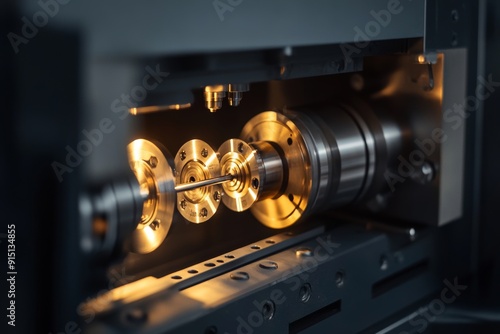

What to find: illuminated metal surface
left=228, top=83, right=249, bottom=107
left=218, top=139, right=261, bottom=212
left=129, top=103, right=192, bottom=115
left=240, top=108, right=380, bottom=229
left=204, top=85, right=228, bottom=112
left=81, top=227, right=324, bottom=315
left=241, top=112, right=312, bottom=229
left=175, top=139, right=222, bottom=223
left=127, top=139, right=175, bottom=254
left=175, top=174, right=234, bottom=193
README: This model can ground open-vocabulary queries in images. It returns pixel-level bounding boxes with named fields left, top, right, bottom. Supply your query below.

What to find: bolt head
left=412, top=161, right=435, bottom=184
left=230, top=271, right=249, bottom=281
left=259, top=261, right=278, bottom=270
left=200, top=207, right=208, bottom=218
left=251, top=178, right=259, bottom=189
left=180, top=150, right=187, bottom=161
left=150, top=220, right=160, bottom=231
left=148, top=156, right=158, bottom=168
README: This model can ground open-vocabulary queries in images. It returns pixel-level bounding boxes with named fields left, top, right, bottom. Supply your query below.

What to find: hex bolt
left=201, top=148, right=208, bottom=158
left=179, top=150, right=186, bottom=161
left=180, top=199, right=187, bottom=210
left=213, top=191, right=222, bottom=202
left=200, top=207, right=208, bottom=218
left=299, top=283, right=312, bottom=303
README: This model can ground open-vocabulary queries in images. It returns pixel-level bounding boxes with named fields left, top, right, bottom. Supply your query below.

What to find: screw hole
left=251, top=178, right=259, bottom=189
left=200, top=207, right=208, bottom=218
left=288, top=194, right=294, bottom=202
left=335, top=271, right=345, bottom=287
left=171, top=275, right=182, bottom=280
left=149, top=220, right=160, bottom=231
left=265, top=240, right=276, bottom=244
left=216, top=259, right=224, bottom=263
left=225, top=254, right=235, bottom=259
left=204, top=262, right=216, bottom=267
left=261, top=300, right=275, bottom=320
left=187, top=269, right=198, bottom=274
left=287, top=137, right=293, bottom=146
left=251, top=245, right=261, bottom=250
left=180, top=150, right=186, bottom=161
left=299, top=283, right=312, bottom=303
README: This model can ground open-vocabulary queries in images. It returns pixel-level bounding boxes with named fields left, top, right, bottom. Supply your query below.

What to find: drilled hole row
left=170, top=239, right=277, bottom=280
left=251, top=239, right=275, bottom=250
left=170, top=254, right=237, bottom=280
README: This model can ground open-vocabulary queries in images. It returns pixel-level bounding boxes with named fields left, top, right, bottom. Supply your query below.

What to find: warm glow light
left=418, top=55, right=426, bottom=64
left=129, top=104, right=191, bottom=115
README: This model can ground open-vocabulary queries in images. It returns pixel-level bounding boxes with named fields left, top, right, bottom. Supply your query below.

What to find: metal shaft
left=175, top=174, right=234, bottom=193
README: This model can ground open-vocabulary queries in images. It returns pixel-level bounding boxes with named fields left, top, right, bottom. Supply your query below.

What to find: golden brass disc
left=175, top=139, right=221, bottom=223
left=127, top=139, right=175, bottom=254
left=240, top=112, right=312, bottom=229
left=218, top=139, right=260, bottom=212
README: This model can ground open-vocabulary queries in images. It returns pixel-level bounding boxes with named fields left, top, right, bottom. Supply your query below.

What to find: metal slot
left=372, top=259, right=429, bottom=298
left=289, top=299, right=342, bottom=334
